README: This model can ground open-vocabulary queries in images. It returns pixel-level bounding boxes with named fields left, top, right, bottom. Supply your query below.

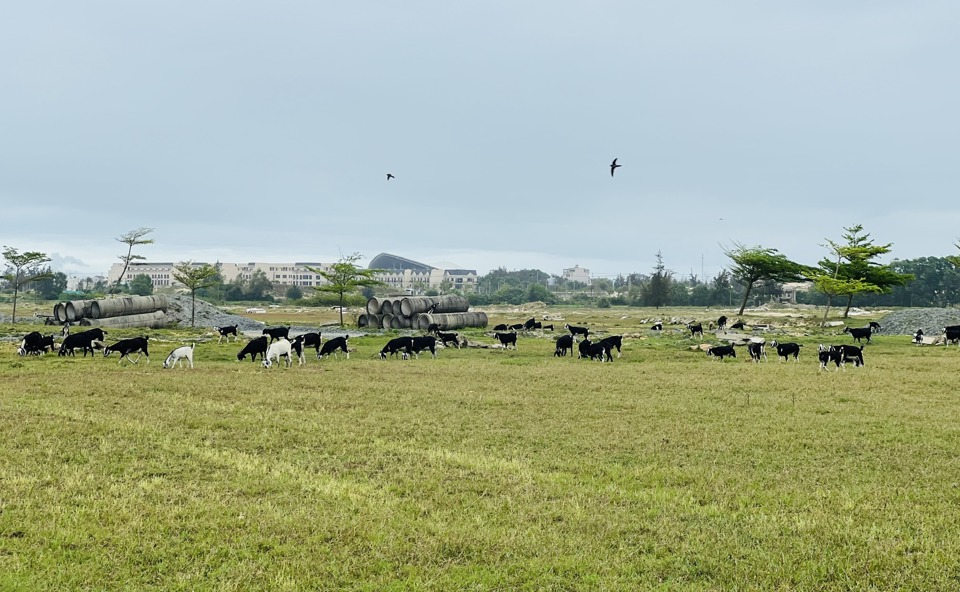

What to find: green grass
left=2, top=306, right=960, bottom=590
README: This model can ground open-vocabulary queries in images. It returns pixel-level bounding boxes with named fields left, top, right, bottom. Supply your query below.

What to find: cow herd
left=12, top=315, right=959, bottom=371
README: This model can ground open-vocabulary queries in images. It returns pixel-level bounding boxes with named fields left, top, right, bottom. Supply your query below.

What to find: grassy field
left=2, top=304, right=960, bottom=590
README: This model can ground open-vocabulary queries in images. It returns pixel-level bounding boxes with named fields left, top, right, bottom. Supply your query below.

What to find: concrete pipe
left=389, top=316, right=403, bottom=330
left=366, top=298, right=381, bottom=315
left=381, top=300, right=394, bottom=315
left=90, top=294, right=170, bottom=319
left=360, top=313, right=380, bottom=328
left=358, top=314, right=371, bottom=328
left=381, top=313, right=394, bottom=329
left=399, top=295, right=470, bottom=316
left=416, top=312, right=488, bottom=331
left=65, top=299, right=95, bottom=322
left=53, top=302, right=67, bottom=323
left=86, top=310, right=168, bottom=329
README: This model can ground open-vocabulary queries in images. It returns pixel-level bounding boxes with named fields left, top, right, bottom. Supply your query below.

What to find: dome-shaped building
left=368, top=253, right=477, bottom=293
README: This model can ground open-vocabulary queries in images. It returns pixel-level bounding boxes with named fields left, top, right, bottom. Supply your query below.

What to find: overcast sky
left=2, top=2, right=958, bottom=281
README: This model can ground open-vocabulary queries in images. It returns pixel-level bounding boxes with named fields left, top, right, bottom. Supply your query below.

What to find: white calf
left=262, top=338, right=293, bottom=368
left=163, top=343, right=195, bottom=369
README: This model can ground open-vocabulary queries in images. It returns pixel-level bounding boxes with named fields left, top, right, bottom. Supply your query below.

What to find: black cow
left=509, top=323, right=524, bottom=331
left=554, top=334, right=574, bottom=357
left=730, top=320, right=745, bottom=330
left=523, top=317, right=537, bottom=331
left=717, top=316, right=728, bottom=331
left=651, top=322, right=663, bottom=332
left=237, top=336, right=268, bottom=362
left=747, top=342, right=767, bottom=363
left=565, top=324, right=589, bottom=339
left=868, top=321, right=882, bottom=333
left=214, top=325, right=239, bottom=343
left=379, top=337, right=412, bottom=360
left=493, top=323, right=509, bottom=331
left=410, top=335, right=437, bottom=359
left=494, top=332, right=518, bottom=350
left=687, top=323, right=703, bottom=339
left=436, top=332, right=460, bottom=349
left=262, top=326, right=290, bottom=343
left=103, top=336, right=150, bottom=365
left=578, top=338, right=612, bottom=362
left=771, top=340, right=802, bottom=362
left=292, top=332, right=322, bottom=355
left=59, top=328, right=106, bottom=357
left=843, top=326, right=872, bottom=344
left=18, top=331, right=56, bottom=356
left=598, top=335, right=623, bottom=358
left=542, top=324, right=554, bottom=331
left=319, top=336, right=350, bottom=360
left=913, top=329, right=924, bottom=345
left=943, top=325, right=960, bottom=346
left=707, top=344, right=736, bottom=360
left=426, top=323, right=441, bottom=335
left=831, top=344, right=865, bottom=367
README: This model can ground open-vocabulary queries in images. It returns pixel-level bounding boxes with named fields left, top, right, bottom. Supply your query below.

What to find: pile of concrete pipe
left=359, top=295, right=487, bottom=330
left=52, top=294, right=170, bottom=329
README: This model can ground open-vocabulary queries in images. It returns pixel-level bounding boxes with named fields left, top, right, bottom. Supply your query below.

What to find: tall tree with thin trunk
left=642, top=250, right=673, bottom=309
left=172, top=261, right=219, bottom=327
left=723, top=243, right=808, bottom=315
left=113, top=227, right=155, bottom=290
left=2, top=247, right=53, bottom=324
left=947, top=242, right=960, bottom=270
left=306, top=253, right=384, bottom=327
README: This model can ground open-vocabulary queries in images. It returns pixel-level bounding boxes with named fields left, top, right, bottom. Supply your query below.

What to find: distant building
left=562, top=265, right=591, bottom=286
left=780, top=281, right=813, bottom=304
left=368, top=253, right=477, bottom=292
left=107, top=261, right=335, bottom=288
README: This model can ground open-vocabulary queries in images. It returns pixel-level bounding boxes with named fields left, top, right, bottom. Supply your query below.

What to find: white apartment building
left=107, top=261, right=334, bottom=288
left=368, top=253, right=478, bottom=292
left=562, top=265, right=591, bottom=286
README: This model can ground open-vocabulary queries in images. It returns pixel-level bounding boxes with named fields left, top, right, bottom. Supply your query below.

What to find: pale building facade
left=562, top=265, right=591, bottom=286
left=108, top=261, right=334, bottom=288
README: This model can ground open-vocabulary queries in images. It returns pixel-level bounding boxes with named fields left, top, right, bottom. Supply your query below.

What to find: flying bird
left=386, top=173, right=395, bottom=180
left=610, top=158, right=621, bottom=177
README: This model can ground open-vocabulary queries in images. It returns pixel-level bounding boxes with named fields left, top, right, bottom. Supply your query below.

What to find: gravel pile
left=877, top=308, right=960, bottom=335
left=164, top=296, right=267, bottom=331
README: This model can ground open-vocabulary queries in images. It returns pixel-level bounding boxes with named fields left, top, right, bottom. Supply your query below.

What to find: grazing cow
left=18, top=331, right=56, bottom=356
left=289, top=336, right=308, bottom=366
left=943, top=325, right=960, bottom=347
left=831, top=344, right=865, bottom=367
left=554, top=334, right=574, bottom=357
left=410, top=335, right=437, bottom=359
left=542, top=324, right=554, bottom=331
left=262, top=338, right=293, bottom=368
left=427, top=323, right=441, bottom=335
left=770, top=340, right=802, bottom=362
left=493, top=323, right=509, bottom=331
left=687, top=323, right=704, bottom=339
left=292, top=332, right=322, bottom=356
left=843, top=326, right=872, bottom=344
left=598, top=335, right=623, bottom=358
left=730, top=320, right=745, bottom=330
left=747, top=341, right=767, bottom=363
left=163, top=344, right=195, bottom=369
left=523, top=317, right=537, bottom=331
left=59, top=328, right=107, bottom=357
left=651, top=322, right=663, bottom=332
left=509, top=323, right=525, bottom=331
left=214, top=325, right=239, bottom=343
left=436, top=331, right=460, bottom=349
left=578, top=338, right=612, bottom=362
left=818, top=344, right=844, bottom=371
left=868, top=321, right=882, bottom=333
left=707, top=344, right=736, bottom=360
left=237, top=336, right=268, bottom=362
left=262, top=326, right=290, bottom=343
left=913, top=329, right=924, bottom=345
left=319, top=335, right=350, bottom=360
left=565, top=324, right=589, bottom=339
left=716, top=316, right=728, bottom=331
left=104, top=336, right=150, bottom=365
left=494, top=332, right=518, bottom=350
left=379, top=336, right=413, bottom=360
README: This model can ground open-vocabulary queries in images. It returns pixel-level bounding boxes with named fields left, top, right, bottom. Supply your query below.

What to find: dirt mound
left=877, top=308, right=960, bottom=336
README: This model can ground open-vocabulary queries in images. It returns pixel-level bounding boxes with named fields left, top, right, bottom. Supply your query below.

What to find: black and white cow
left=427, top=323, right=441, bottom=335
left=379, top=337, right=413, bottom=360
left=843, top=326, right=872, bottom=344
left=943, top=325, right=960, bottom=347
left=493, top=324, right=509, bottom=331
left=729, top=320, right=746, bottom=330
left=262, top=326, right=290, bottom=343
left=292, top=332, right=322, bottom=356
left=523, top=317, right=537, bottom=331
left=707, top=344, right=736, bottom=360
left=103, top=336, right=150, bottom=365
left=319, top=335, right=350, bottom=360
left=59, top=328, right=106, bottom=357
left=651, top=322, right=663, bottom=332
left=913, top=329, right=924, bottom=345
left=747, top=341, right=767, bottom=363
left=578, top=338, right=612, bottom=362
left=436, top=332, right=460, bottom=349
left=818, top=344, right=844, bottom=371
left=509, top=323, right=525, bottom=331
left=237, top=336, right=268, bottom=362
left=687, top=323, right=704, bottom=339
left=771, top=340, right=802, bottom=362
left=598, top=335, right=623, bottom=358
left=565, top=324, right=589, bottom=339
left=868, top=321, right=882, bottom=333
left=554, top=334, right=574, bottom=357
left=214, top=325, right=239, bottom=343
left=410, top=335, right=437, bottom=359
left=494, top=332, right=518, bottom=350
left=832, top=344, right=865, bottom=367
left=716, top=316, right=728, bottom=332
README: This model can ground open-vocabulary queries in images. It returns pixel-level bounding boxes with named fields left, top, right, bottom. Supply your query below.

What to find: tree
left=947, top=242, right=960, bottom=270
left=723, top=243, right=808, bottom=315
left=642, top=250, right=673, bottom=308
left=172, top=261, right=219, bottom=327
left=306, top=253, right=384, bottom=327
left=32, top=269, right=68, bottom=300
left=526, top=282, right=556, bottom=305
left=285, top=285, right=303, bottom=300
left=113, top=227, right=154, bottom=290
left=129, top=274, right=154, bottom=296
left=245, top=270, right=274, bottom=301
left=2, top=247, right=53, bottom=324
